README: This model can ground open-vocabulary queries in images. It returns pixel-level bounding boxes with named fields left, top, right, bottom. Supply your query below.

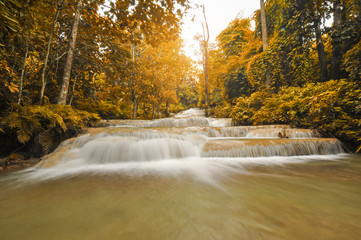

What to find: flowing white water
left=15, top=108, right=345, bottom=184
left=1, top=108, right=360, bottom=240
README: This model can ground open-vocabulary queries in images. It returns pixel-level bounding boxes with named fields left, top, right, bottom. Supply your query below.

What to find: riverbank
left=0, top=155, right=39, bottom=173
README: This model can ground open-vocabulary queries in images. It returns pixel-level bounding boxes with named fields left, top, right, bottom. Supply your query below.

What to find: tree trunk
left=18, top=37, right=29, bottom=105
left=68, top=74, right=78, bottom=106
left=331, top=0, right=343, bottom=80
left=133, top=98, right=138, bottom=120
left=130, top=44, right=138, bottom=119
left=260, top=0, right=268, bottom=50
left=131, top=87, right=137, bottom=119
left=314, top=6, right=329, bottom=82
left=40, top=1, right=62, bottom=105
left=57, top=0, right=82, bottom=105
left=166, top=101, right=170, bottom=117
left=202, top=5, right=210, bottom=117
left=142, top=102, right=146, bottom=118
left=152, top=102, right=156, bottom=119
left=260, top=0, right=271, bottom=87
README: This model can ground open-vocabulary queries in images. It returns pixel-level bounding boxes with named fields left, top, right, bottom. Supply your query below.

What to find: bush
left=75, top=100, right=129, bottom=119
left=0, top=104, right=100, bottom=156
left=209, top=102, right=232, bottom=118
left=230, top=91, right=271, bottom=125
left=230, top=80, right=361, bottom=152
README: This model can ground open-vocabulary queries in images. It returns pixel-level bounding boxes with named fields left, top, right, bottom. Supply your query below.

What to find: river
left=0, top=108, right=360, bottom=240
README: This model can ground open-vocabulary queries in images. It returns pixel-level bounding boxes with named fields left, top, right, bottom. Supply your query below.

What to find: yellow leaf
left=5, top=82, right=19, bottom=93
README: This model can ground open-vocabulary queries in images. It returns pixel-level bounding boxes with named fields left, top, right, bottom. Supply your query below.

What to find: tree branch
left=55, top=51, right=67, bottom=61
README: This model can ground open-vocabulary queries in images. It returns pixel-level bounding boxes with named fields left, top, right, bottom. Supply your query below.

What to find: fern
left=2, top=104, right=100, bottom=151
left=39, top=129, right=55, bottom=154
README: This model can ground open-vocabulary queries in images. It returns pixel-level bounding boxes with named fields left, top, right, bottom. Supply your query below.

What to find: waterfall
left=202, top=139, right=344, bottom=157
left=30, top=108, right=345, bottom=181
left=79, top=136, right=200, bottom=163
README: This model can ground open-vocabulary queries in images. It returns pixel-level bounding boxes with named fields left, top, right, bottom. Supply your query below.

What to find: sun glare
left=181, top=0, right=260, bottom=62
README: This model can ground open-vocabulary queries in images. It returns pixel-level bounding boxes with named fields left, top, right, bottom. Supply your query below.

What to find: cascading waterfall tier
left=202, top=139, right=343, bottom=157
left=38, top=108, right=345, bottom=168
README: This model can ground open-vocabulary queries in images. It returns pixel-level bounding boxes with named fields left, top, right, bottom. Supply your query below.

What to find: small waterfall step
left=202, top=138, right=344, bottom=157
left=85, top=125, right=319, bottom=139
left=98, top=117, right=232, bottom=128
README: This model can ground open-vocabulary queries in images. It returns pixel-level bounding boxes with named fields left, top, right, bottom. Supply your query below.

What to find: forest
left=200, top=0, right=361, bottom=152
left=0, top=0, right=360, bottom=162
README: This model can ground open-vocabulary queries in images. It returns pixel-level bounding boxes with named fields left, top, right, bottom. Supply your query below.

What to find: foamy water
left=12, top=108, right=347, bottom=185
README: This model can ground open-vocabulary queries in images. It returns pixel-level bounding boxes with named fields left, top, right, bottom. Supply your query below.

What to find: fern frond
left=17, top=127, right=31, bottom=144
left=39, top=129, right=55, bottom=154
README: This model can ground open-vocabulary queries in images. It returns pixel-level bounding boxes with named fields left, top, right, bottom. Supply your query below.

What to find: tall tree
left=56, top=0, right=190, bottom=105
left=260, top=0, right=271, bottom=87
left=17, top=35, right=29, bottom=104
left=215, top=18, right=255, bottom=101
left=57, top=0, right=83, bottom=105
left=40, top=0, right=63, bottom=105
left=331, top=0, right=344, bottom=80
left=201, top=5, right=210, bottom=116
left=312, top=1, right=329, bottom=82
left=260, top=0, right=268, bottom=50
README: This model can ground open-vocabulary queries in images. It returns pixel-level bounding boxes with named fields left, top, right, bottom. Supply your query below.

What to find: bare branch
left=55, top=51, right=67, bottom=61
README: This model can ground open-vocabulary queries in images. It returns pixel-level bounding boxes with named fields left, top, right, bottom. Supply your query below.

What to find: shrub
left=230, top=80, right=361, bottom=152
left=75, top=100, right=129, bottom=119
left=230, top=91, right=271, bottom=125
left=0, top=104, right=100, bottom=156
left=209, top=102, right=232, bottom=118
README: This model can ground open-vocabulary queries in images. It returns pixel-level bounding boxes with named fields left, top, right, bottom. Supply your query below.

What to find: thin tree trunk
left=314, top=5, right=329, bottom=82
left=57, top=0, right=82, bottom=105
left=157, top=103, right=160, bottom=117
left=142, top=102, right=147, bottom=119
left=152, top=102, right=156, bottom=119
left=18, top=37, right=29, bottom=105
left=202, top=5, right=209, bottom=117
left=135, top=99, right=138, bottom=118
left=331, top=0, right=343, bottom=80
left=69, top=74, right=78, bottom=106
left=166, top=101, right=170, bottom=117
left=130, top=44, right=138, bottom=119
left=133, top=97, right=137, bottom=119
left=260, top=0, right=271, bottom=87
left=260, top=0, right=268, bottom=50
left=40, top=0, right=62, bottom=105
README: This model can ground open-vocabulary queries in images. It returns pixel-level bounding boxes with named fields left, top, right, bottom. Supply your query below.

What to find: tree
left=40, top=0, right=63, bottom=105
left=330, top=0, right=343, bottom=80
left=215, top=18, right=255, bottom=101
left=57, top=0, right=84, bottom=105
left=311, top=0, right=329, bottom=82
left=260, top=0, right=268, bottom=50
left=135, top=37, right=193, bottom=118
left=260, top=0, right=271, bottom=87
left=201, top=5, right=210, bottom=116
left=57, top=0, right=190, bottom=105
